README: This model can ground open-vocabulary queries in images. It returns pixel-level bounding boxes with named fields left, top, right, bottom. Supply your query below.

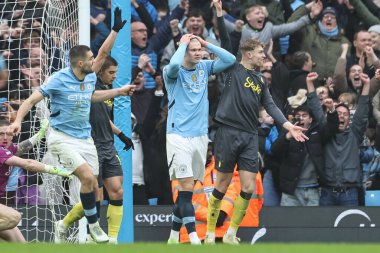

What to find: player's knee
left=80, top=173, right=95, bottom=188
left=241, top=185, right=254, bottom=195
left=5, top=210, right=21, bottom=230
left=109, top=187, right=123, bottom=200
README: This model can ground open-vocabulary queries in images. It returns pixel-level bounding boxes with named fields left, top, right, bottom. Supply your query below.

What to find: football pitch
left=2, top=243, right=380, bottom=253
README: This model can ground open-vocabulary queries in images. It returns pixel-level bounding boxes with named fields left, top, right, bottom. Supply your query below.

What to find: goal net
left=0, top=0, right=82, bottom=242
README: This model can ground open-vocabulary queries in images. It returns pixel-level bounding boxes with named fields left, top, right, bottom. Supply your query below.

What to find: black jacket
left=271, top=109, right=339, bottom=195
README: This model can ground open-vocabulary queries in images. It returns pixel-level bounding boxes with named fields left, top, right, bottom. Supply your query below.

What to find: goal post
left=110, top=0, right=134, bottom=244
left=0, top=0, right=133, bottom=243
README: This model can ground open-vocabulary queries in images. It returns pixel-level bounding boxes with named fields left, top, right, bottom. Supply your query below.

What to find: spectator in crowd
left=132, top=1, right=186, bottom=89
left=307, top=71, right=370, bottom=206
left=347, top=30, right=376, bottom=77
left=369, top=25, right=380, bottom=58
left=271, top=95, right=338, bottom=206
left=224, top=0, right=322, bottom=51
left=288, top=5, right=351, bottom=83
left=258, top=107, right=281, bottom=206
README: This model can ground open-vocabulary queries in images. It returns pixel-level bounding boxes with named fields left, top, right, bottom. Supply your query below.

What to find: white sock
left=169, top=230, right=179, bottom=241
left=189, top=232, right=200, bottom=243
left=226, top=227, right=237, bottom=237
left=206, top=232, right=215, bottom=238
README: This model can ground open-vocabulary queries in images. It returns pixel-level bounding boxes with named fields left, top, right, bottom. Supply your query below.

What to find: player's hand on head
left=179, top=33, right=195, bottom=45
left=194, top=36, right=208, bottom=47
left=112, top=7, right=127, bottom=32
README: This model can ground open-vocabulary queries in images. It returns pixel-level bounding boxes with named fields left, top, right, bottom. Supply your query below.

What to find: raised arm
left=332, top=43, right=350, bottom=96
left=306, top=72, right=326, bottom=124
left=349, top=0, right=380, bottom=27
left=351, top=73, right=370, bottom=139
left=92, top=7, right=127, bottom=74
left=213, top=0, right=232, bottom=52
left=195, top=36, right=236, bottom=74
left=164, top=34, right=192, bottom=79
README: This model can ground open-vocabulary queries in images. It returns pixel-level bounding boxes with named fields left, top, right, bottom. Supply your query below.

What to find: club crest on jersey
left=87, top=83, right=92, bottom=90
left=80, top=83, right=85, bottom=91
left=199, top=69, right=204, bottom=76
left=191, top=73, right=197, bottom=82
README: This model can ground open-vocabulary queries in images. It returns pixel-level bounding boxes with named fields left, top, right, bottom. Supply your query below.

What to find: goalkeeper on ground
left=0, top=119, right=71, bottom=242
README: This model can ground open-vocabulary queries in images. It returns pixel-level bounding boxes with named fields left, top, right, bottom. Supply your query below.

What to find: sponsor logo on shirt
left=244, top=76, right=261, bottom=94
left=68, top=93, right=92, bottom=105
left=80, top=83, right=85, bottom=91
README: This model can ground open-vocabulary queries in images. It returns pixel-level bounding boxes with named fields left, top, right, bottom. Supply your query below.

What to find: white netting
left=0, top=0, right=82, bottom=242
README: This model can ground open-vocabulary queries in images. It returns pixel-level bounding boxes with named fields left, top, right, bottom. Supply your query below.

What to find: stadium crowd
left=0, top=0, right=380, bottom=242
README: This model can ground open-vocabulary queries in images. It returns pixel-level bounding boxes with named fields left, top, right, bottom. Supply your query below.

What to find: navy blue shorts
left=96, top=144, right=122, bottom=188
left=214, top=125, right=259, bottom=173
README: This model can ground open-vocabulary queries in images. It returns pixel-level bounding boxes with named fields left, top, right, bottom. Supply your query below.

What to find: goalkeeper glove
left=112, top=7, right=127, bottom=32
left=44, top=165, right=73, bottom=179
left=117, top=132, right=134, bottom=151
left=29, top=118, right=49, bottom=146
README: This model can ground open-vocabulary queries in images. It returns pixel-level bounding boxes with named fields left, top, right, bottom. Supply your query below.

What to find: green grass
left=1, top=243, right=380, bottom=253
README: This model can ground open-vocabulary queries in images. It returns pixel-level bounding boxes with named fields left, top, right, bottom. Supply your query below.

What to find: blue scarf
left=318, top=21, right=339, bottom=38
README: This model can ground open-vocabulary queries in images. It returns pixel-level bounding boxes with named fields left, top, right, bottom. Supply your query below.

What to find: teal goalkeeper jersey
left=39, top=67, right=96, bottom=139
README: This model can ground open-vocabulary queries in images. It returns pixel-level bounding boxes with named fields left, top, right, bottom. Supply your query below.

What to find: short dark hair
left=100, top=56, right=118, bottom=73
left=0, top=120, right=10, bottom=127
left=289, top=51, right=310, bottom=70
left=188, top=9, right=204, bottom=19
left=240, top=38, right=264, bottom=53
left=336, top=103, right=350, bottom=113
left=294, top=104, right=314, bottom=119
left=69, top=45, right=91, bottom=66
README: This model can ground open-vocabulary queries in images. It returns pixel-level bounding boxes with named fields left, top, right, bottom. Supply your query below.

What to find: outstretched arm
left=92, top=7, right=127, bottom=73
left=194, top=36, right=236, bottom=74
left=164, top=34, right=193, bottom=79
left=91, top=84, right=135, bottom=103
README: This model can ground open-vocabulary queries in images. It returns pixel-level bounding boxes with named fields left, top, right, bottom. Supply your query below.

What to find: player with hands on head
left=164, top=32, right=236, bottom=245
